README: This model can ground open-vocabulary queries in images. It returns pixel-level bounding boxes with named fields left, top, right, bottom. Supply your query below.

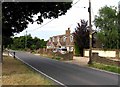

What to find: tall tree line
left=9, top=34, right=47, bottom=50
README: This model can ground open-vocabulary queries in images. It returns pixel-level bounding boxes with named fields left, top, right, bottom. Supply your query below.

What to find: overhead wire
left=26, top=0, right=81, bottom=33
left=28, top=19, right=54, bottom=32
left=72, top=0, right=81, bottom=6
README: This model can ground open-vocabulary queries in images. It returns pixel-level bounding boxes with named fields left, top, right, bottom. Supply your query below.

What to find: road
left=10, top=51, right=119, bottom=87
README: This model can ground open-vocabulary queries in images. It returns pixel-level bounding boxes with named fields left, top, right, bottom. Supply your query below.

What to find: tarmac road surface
left=10, top=51, right=119, bottom=87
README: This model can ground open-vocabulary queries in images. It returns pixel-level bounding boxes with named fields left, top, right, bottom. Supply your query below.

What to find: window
left=63, top=36, right=66, bottom=42
left=49, top=39, right=51, bottom=42
left=70, top=35, right=73, bottom=42
left=57, top=37, right=59, bottom=42
left=52, top=37, right=54, bottom=42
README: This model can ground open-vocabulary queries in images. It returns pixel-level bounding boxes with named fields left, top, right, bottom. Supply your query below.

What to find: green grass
left=2, top=55, right=55, bottom=85
left=89, top=62, right=120, bottom=74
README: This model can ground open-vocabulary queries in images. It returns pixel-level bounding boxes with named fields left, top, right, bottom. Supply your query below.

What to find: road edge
left=10, top=52, right=67, bottom=87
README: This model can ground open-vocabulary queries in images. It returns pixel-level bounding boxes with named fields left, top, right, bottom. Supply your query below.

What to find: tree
left=11, top=35, right=47, bottom=50
left=2, top=2, right=72, bottom=47
left=73, top=20, right=89, bottom=56
left=11, top=36, right=26, bottom=50
left=118, top=7, right=120, bottom=49
left=32, top=37, right=47, bottom=49
left=2, top=2, right=72, bottom=37
left=94, top=6, right=119, bottom=49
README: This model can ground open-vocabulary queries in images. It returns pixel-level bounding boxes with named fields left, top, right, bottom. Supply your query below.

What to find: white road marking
left=10, top=53, right=67, bottom=87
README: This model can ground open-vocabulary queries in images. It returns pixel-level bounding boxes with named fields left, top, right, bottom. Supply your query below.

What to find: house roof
left=53, top=34, right=65, bottom=38
left=53, top=42, right=57, bottom=46
left=60, top=42, right=66, bottom=46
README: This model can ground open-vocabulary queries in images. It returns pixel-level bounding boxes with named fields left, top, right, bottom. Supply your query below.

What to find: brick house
left=46, top=28, right=74, bottom=52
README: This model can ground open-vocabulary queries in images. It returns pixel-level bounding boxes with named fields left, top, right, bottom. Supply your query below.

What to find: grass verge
left=88, top=62, right=120, bottom=74
left=2, top=55, right=55, bottom=85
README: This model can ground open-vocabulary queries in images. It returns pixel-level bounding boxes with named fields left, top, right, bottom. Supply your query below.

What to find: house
left=46, top=28, right=74, bottom=52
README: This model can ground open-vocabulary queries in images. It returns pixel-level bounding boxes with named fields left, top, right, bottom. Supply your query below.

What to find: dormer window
left=49, top=39, right=51, bottom=42
left=70, top=35, right=73, bottom=42
left=52, top=37, right=54, bottom=42
left=63, top=36, right=66, bottom=42
left=57, top=37, right=59, bottom=42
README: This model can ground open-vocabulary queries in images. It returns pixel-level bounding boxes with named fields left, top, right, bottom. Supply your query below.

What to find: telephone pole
left=88, top=0, right=92, bottom=64
left=25, top=30, right=27, bottom=49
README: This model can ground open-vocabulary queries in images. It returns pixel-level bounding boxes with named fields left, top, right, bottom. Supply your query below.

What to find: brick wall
left=54, top=52, right=73, bottom=60
left=37, top=48, right=73, bottom=60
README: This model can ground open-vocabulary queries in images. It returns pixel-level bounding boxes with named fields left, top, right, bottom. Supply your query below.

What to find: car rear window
left=61, top=49, right=67, bottom=51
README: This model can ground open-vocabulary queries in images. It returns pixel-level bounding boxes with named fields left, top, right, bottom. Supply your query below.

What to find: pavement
left=64, top=56, right=89, bottom=66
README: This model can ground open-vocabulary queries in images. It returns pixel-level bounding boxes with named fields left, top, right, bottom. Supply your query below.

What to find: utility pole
left=0, top=2, right=2, bottom=63
left=88, top=0, right=92, bottom=64
left=25, top=30, right=27, bottom=49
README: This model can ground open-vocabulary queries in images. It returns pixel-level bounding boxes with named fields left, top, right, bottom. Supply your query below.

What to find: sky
left=15, top=0, right=120, bottom=41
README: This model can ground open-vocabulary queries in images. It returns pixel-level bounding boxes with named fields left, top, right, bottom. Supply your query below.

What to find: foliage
left=2, top=2, right=72, bottom=46
left=10, top=34, right=47, bottom=50
left=73, top=20, right=89, bottom=56
left=74, top=43, right=80, bottom=56
left=118, top=9, right=120, bottom=48
left=89, top=62, right=120, bottom=74
left=3, top=36, right=13, bottom=48
left=94, top=6, right=119, bottom=49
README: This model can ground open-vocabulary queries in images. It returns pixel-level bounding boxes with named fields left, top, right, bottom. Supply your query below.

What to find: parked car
left=53, top=48, right=67, bottom=54
left=59, top=48, right=67, bottom=54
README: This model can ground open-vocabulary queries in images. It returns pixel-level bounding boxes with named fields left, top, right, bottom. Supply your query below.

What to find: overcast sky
left=15, top=0, right=120, bottom=41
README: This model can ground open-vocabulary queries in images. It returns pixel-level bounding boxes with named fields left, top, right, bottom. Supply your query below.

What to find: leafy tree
left=118, top=8, right=120, bottom=49
left=73, top=20, right=89, bottom=56
left=11, top=36, right=25, bottom=50
left=32, top=37, right=44, bottom=49
left=26, top=34, right=33, bottom=48
left=3, top=36, right=13, bottom=48
left=2, top=2, right=72, bottom=47
left=30, top=45, right=36, bottom=50
left=11, top=34, right=47, bottom=50
left=94, top=6, right=119, bottom=49
left=2, top=2, right=72, bottom=38
left=39, top=39, right=47, bottom=48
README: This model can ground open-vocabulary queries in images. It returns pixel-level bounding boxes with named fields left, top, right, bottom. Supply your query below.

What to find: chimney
left=66, top=28, right=70, bottom=36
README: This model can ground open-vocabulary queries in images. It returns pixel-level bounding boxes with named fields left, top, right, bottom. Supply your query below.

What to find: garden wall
left=84, top=48, right=120, bottom=58
left=37, top=48, right=73, bottom=60
left=92, top=53, right=120, bottom=67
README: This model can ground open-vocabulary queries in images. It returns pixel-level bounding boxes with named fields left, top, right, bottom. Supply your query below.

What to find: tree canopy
left=2, top=2, right=72, bottom=37
left=10, top=34, right=47, bottom=50
left=94, top=6, right=119, bottom=49
left=2, top=2, right=72, bottom=47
